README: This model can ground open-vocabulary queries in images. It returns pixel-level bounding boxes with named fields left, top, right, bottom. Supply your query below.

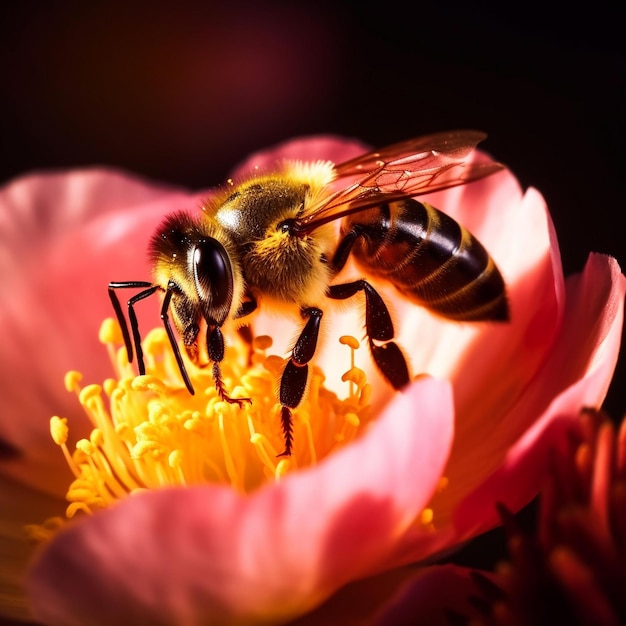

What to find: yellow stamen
left=31, top=319, right=441, bottom=540
left=275, top=458, right=291, bottom=480
left=38, top=320, right=372, bottom=524
left=64, top=371, right=82, bottom=393
left=24, top=517, right=65, bottom=543
left=49, top=416, right=80, bottom=478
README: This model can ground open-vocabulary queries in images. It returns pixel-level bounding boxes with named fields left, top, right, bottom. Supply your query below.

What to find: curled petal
left=28, top=378, right=455, bottom=626
left=452, top=253, right=625, bottom=537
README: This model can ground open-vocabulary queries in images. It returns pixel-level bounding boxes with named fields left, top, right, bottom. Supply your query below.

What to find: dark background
left=0, top=0, right=624, bottom=609
left=2, top=0, right=623, bottom=419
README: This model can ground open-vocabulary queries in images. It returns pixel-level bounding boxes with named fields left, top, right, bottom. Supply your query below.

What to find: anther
left=50, top=416, right=69, bottom=446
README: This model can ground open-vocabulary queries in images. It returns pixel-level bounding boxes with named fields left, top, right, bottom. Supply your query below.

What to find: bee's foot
left=216, top=385, right=252, bottom=407
left=225, top=395, right=252, bottom=408
left=276, top=406, right=293, bottom=457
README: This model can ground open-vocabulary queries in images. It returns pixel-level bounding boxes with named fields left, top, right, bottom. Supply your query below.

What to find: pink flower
left=0, top=136, right=623, bottom=625
left=422, top=408, right=626, bottom=626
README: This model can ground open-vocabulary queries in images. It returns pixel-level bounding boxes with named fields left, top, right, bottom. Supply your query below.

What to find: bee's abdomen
left=347, top=199, right=508, bottom=321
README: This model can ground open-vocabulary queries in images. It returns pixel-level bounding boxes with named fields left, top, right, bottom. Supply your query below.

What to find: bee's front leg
left=108, top=280, right=159, bottom=372
left=160, top=283, right=198, bottom=395
left=278, top=306, right=323, bottom=457
left=206, top=325, right=252, bottom=407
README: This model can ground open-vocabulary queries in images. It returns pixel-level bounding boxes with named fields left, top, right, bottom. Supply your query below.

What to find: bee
left=109, top=130, right=508, bottom=456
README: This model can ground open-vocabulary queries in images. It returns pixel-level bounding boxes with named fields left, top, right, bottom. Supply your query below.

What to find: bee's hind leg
left=327, top=280, right=410, bottom=390
left=277, top=306, right=323, bottom=457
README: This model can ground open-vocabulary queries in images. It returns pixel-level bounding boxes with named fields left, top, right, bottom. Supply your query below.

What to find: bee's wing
left=334, top=129, right=488, bottom=177
left=295, top=130, right=503, bottom=234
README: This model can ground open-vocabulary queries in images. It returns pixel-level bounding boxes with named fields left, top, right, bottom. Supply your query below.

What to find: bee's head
left=150, top=212, right=236, bottom=326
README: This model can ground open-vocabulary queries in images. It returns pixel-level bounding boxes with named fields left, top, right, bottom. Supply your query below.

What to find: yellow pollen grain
left=64, top=371, right=82, bottom=393
left=90, top=428, right=104, bottom=447
left=49, top=416, right=81, bottom=478
left=24, top=517, right=65, bottom=543
left=253, top=335, right=273, bottom=351
left=420, top=508, right=434, bottom=525
left=99, top=317, right=123, bottom=344
left=342, top=367, right=367, bottom=388
left=340, top=337, right=362, bottom=396
left=339, top=335, right=360, bottom=351
left=50, top=416, right=68, bottom=446
left=67, top=502, right=92, bottom=518
left=275, top=458, right=291, bottom=480
left=76, top=439, right=96, bottom=455
left=413, top=479, right=447, bottom=532
left=32, top=321, right=373, bottom=538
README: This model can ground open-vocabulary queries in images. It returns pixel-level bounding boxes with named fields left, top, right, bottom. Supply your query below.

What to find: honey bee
left=109, top=130, right=508, bottom=456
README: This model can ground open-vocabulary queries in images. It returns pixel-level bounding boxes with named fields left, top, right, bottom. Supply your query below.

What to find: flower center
left=41, top=319, right=371, bottom=523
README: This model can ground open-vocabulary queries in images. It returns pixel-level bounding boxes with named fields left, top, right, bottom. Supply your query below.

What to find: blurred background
left=1, top=0, right=623, bottom=417
left=0, top=0, right=623, bottom=596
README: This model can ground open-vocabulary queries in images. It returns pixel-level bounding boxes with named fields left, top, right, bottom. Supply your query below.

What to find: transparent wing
left=294, top=130, right=503, bottom=235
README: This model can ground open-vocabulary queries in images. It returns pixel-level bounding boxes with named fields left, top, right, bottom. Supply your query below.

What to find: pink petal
left=378, top=254, right=623, bottom=570
left=28, top=378, right=455, bottom=626
left=409, top=186, right=567, bottom=524
left=452, top=253, right=625, bottom=538
left=0, top=170, right=201, bottom=493
left=391, top=185, right=562, bottom=514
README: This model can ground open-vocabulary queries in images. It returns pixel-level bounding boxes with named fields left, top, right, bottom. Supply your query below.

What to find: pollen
left=36, top=320, right=372, bottom=528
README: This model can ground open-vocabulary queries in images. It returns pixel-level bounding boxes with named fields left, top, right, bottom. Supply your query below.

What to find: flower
left=441, top=408, right=626, bottom=626
left=0, top=136, right=623, bottom=625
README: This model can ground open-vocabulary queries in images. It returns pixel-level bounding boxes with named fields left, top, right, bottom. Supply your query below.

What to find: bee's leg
left=234, top=297, right=258, bottom=365
left=206, top=324, right=252, bottom=407
left=108, top=281, right=159, bottom=372
left=237, top=325, right=255, bottom=343
left=327, top=281, right=410, bottom=389
left=328, top=228, right=362, bottom=275
left=159, top=283, right=196, bottom=395
left=278, top=306, right=324, bottom=457
left=234, top=297, right=258, bottom=319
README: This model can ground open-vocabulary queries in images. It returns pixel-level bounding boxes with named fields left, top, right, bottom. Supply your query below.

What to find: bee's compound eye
left=193, top=239, right=233, bottom=311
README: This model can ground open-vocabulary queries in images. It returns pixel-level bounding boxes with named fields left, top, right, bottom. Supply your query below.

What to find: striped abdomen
left=344, top=199, right=508, bottom=321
